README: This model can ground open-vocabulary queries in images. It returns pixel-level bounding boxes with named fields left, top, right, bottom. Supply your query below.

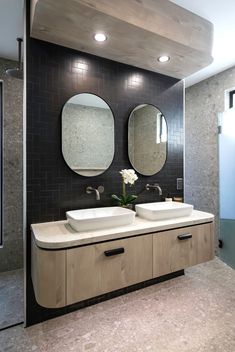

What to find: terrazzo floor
left=1, top=258, right=235, bottom=352
left=0, top=269, right=24, bottom=330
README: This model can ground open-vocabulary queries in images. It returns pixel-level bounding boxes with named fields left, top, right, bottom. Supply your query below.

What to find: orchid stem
left=122, top=180, right=126, bottom=199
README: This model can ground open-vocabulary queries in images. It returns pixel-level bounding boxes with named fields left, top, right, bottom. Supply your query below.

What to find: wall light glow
left=72, top=60, right=88, bottom=74
left=127, top=74, right=143, bottom=89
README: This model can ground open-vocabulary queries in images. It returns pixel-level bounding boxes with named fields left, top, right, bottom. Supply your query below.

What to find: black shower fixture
left=6, top=38, right=23, bottom=80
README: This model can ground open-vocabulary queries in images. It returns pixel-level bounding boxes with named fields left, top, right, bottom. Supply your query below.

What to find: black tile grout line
left=0, top=321, right=24, bottom=333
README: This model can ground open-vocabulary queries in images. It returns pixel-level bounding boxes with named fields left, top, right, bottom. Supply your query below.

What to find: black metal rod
left=177, top=234, right=192, bottom=240
left=17, top=37, right=23, bottom=70
left=104, top=247, right=125, bottom=257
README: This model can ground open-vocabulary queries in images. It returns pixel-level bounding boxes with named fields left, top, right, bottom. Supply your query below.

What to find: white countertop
left=31, top=210, right=214, bottom=249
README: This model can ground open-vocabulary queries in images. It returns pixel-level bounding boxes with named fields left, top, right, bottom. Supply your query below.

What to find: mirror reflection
left=128, top=104, right=167, bottom=176
left=62, top=93, right=114, bottom=176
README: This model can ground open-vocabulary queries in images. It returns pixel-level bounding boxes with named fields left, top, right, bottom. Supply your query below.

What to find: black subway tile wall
left=26, top=34, right=183, bottom=325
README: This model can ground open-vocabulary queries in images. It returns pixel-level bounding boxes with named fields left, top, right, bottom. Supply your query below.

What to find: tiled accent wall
left=0, top=58, right=23, bottom=272
left=26, top=37, right=184, bottom=325
left=185, top=65, right=235, bottom=248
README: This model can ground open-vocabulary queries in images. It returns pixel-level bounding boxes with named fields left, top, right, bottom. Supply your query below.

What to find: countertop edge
left=31, top=211, right=214, bottom=250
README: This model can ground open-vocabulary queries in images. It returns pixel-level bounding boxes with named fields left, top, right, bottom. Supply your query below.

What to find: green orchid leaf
left=112, top=192, right=137, bottom=206
left=125, top=194, right=138, bottom=203
left=111, top=194, right=121, bottom=202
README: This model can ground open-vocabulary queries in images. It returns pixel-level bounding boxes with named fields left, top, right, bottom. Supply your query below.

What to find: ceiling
left=171, top=0, right=235, bottom=87
left=31, top=0, right=213, bottom=80
left=0, top=0, right=235, bottom=87
left=0, top=0, right=24, bottom=61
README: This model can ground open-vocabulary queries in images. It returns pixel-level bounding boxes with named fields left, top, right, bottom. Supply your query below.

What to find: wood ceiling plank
left=76, top=0, right=213, bottom=53
left=31, top=0, right=213, bottom=79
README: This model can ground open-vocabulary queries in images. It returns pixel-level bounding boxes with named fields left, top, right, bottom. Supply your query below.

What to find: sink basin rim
left=66, top=206, right=136, bottom=232
left=66, top=206, right=135, bottom=220
left=135, top=201, right=193, bottom=221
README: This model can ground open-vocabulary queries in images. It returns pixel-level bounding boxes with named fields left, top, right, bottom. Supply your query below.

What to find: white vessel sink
left=135, top=201, right=193, bottom=221
left=66, top=206, right=135, bottom=232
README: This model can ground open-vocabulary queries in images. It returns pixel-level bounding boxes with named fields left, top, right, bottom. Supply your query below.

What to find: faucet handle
left=97, top=185, right=104, bottom=193
left=86, top=185, right=104, bottom=194
left=145, top=183, right=162, bottom=195
left=86, top=186, right=94, bottom=194
left=146, top=183, right=159, bottom=190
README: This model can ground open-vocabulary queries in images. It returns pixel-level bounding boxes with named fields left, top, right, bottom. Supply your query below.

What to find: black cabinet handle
left=104, top=247, right=125, bottom=257
left=177, top=234, right=192, bottom=240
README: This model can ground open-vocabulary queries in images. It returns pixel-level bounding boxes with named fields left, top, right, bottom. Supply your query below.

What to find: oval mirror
left=128, top=104, right=167, bottom=176
left=62, top=93, right=114, bottom=176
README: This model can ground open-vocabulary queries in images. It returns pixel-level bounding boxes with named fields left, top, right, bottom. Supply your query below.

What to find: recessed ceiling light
left=158, top=55, right=170, bottom=63
left=94, top=33, right=107, bottom=42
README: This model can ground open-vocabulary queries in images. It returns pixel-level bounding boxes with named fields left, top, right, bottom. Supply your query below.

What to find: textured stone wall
left=185, top=65, right=235, bottom=246
left=0, top=58, right=23, bottom=272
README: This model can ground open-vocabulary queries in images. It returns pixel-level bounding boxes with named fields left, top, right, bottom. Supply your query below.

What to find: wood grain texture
left=153, top=223, right=214, bottom=277
left=30, top=0, right=213, bottom=79
left=67, top=235, right=153, bottom=305
left=31, top=237, right=66, bottom=308
left=31, top=222, right=214, bottom=309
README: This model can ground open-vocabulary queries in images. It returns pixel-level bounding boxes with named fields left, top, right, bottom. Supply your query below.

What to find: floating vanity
left=31, top=208, right=214, bottom=309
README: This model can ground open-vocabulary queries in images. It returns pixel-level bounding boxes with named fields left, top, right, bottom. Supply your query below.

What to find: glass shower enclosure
left=219, top=108, right=235, bottom=269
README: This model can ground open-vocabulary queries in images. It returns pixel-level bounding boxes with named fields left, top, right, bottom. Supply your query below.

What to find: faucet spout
left=94, top=189, right=100, bottom=201
left=156, top=185, right=162, bottom=196
left=86, top=186, right=104, bottom=200
left=145, top=183, right=162, bottom=195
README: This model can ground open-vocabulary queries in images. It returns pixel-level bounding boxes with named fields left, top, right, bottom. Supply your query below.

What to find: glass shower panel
left=219, top=109, right=235, bottom=269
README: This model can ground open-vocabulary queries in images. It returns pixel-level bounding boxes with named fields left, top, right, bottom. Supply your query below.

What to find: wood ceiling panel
left=31, top=0, right=213, bottom=79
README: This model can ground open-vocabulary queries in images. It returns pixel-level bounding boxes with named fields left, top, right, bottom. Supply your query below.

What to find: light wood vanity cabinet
left=153, top=223, right=214, bottom=277
left=31, top=239, right=66, bottom=308
left=31, top=219, right=214, bottom=309
left=67, top=235, right=152, bottom=305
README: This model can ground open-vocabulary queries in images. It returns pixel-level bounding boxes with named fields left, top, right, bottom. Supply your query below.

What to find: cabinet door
left=153, top=223, right=214, bottom=277
left=67, top=235, right=152, bottom=305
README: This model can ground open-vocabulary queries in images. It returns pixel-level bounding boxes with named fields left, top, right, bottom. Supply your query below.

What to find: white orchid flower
left=120, top=169, right=138, bottom=185
left=112, top=169, right=138, bottom=207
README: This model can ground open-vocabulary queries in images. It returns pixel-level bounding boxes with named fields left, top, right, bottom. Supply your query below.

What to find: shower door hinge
left=218, top=125, right=222, bottom=134
left=218, top=239, right=223, bottom=248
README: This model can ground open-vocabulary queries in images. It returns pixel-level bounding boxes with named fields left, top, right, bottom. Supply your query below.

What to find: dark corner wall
left=26, top=5, right=184, bottom=326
